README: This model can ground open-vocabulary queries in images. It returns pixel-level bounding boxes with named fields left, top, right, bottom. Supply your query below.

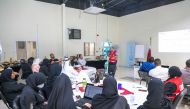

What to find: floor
left=0, top=67, right=190, bottom=109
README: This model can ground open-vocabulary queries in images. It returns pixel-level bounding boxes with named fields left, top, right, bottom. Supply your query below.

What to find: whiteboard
left=159, top=29, right=190, bottom=52
left=135, top=45, right=144, bottom=58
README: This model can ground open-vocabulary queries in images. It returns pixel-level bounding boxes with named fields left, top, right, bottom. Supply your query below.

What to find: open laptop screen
left=84, top=85, right=103, bottom=99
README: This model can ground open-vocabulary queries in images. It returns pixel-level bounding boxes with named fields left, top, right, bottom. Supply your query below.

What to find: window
left=17, top=41, right=26, bottom=49
left=84, top=42, right=95, bottom=56
left=16, top=41, right=37, bottom=60
left=159, top=29, right=190, bottom=52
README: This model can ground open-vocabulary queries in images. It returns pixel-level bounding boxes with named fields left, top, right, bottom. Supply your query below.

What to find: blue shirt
left=139, top=62, right=155, bottom=73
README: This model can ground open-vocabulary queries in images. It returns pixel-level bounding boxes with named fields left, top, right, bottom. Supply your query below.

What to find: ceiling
left=36, top=0, right=184, bottom=17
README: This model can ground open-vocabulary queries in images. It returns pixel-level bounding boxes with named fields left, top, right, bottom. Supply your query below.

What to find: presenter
left=108, top=47, right=117, bottom=77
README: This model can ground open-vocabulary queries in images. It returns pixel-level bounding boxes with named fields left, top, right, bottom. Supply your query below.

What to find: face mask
left=37, top=83, right=44, bottom=88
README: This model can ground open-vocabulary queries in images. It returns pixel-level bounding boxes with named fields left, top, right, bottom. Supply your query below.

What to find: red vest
left=164, top=77, right=184, bottom=101
left=109, top=50, right=117, bottom=63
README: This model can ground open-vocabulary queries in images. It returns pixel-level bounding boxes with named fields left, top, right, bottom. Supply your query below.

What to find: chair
left=183, top=84, right=190, bottom=100
left=94, top=69, right=105, bottom=83
left=172, top=88, right=187, bottom=109
left=0, top=90, right=12, bottom=109
left=138, top=70, right=151, bottom=86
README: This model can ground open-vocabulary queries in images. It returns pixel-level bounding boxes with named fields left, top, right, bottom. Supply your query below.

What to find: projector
left=84, top=6, right=106, bottom=14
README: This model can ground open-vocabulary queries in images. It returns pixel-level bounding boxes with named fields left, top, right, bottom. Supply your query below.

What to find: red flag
left=147, top=48, right=151, bottom=61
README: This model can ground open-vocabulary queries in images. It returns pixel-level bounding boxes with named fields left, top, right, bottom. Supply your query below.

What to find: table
left=73, top=81, right=148, bottom=109
left=86, top=60, right=106, bottom=69
left=118, top=81, right=147, bottom=109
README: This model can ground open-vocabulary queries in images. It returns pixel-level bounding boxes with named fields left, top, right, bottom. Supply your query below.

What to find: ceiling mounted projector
left=84, top=6, right=106, bottom=14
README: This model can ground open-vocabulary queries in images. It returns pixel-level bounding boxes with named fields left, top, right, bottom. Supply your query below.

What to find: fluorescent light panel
left=84, top=6, right=106, bottom=14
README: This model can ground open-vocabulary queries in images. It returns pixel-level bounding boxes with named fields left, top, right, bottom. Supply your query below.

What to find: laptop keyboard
left=75, top=98, right=92, bottom=107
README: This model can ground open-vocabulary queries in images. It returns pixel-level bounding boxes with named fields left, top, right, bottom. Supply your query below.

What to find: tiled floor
left=0, top=67, right=189, bottom=109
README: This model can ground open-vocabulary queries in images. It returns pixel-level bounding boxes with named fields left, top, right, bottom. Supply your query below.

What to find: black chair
left=183, top=84, right=190, bottom=100
left=172, top=88, right=187, bottom=109
left=94, top=69, right=105, bottom=83
left=0, top=90, right=12, bottom=109
left=138, top=70, right=151, bottom=86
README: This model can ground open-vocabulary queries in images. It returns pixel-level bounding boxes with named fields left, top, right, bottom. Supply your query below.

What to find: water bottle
left=82, top=78, right=87, bottom=90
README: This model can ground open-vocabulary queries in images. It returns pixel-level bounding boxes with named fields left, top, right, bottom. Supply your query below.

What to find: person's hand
left=83, top=103, right=92, bottom=108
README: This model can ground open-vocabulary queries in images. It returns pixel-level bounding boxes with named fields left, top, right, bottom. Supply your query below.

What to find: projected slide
left=159, top=29, right=190, bottom=52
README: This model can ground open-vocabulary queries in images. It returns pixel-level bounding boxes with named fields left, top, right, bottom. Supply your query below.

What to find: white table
left=73, top=81, right=148, bottom=109
left=118, top=81, right=147, bottom=109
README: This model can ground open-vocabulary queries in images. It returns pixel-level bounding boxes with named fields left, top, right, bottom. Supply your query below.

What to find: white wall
left=118, top=0, right=190, bottom=68
left=0, top=0, right=62, bottom=61
left=1, top=0, right=189, bottom=68
left=0, top=0, right=119, bottom=61
left=65, top=8, right=119, bottom=58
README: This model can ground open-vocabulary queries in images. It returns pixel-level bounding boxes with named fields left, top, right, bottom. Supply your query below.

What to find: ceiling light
left=84, top=6, right=106, bottom=14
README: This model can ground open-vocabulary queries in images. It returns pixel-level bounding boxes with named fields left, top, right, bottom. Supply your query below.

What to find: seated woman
left=0, top=69, right=25, bottom=108
left=40, top=58, right=50, bottom=77
left=47, top=73, right=76, bottom=109
left=20, top=59, right=33, bottom=79
left=84, top=76, right=129, bottom=109
left=164, top=66, right=184, bottom=102
left=137, top=78, right=171, bottom=109
left=44, top=61, right=62, bottom=99
left=19, top=73, right=47, bottom=109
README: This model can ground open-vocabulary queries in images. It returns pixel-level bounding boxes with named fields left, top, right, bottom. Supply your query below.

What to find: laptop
left=75, top=84, right=103, bottom=107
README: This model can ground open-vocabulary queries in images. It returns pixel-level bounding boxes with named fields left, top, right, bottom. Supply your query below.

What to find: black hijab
left=40, top=58, right=50, bottom=76
left=49, top=62, right=62, bottom=78
left=92, top=76, right=119, bottom=109
left=168, top=66, right=182, bottom=79
left=47, top=62, right=62, bottom=88
left=27, top=57, right=34, bottom=66
left=143, top=78, right=164, bottom=109
left=41, top=58, right=50, bottom=67
left=26, top=73, right=46, bottom=92
left=47, top=73, right=76, bottom=109
left=0, top=69, right=14, bottom=82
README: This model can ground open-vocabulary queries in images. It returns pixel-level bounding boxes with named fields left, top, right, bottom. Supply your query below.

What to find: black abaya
left=138, top=78, right=164, bottom=109
left=47, top=73, right=76, bottom=109
left=92, top=76, right=129, bottom=109
left=20, top=73, right=47, bottom=109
